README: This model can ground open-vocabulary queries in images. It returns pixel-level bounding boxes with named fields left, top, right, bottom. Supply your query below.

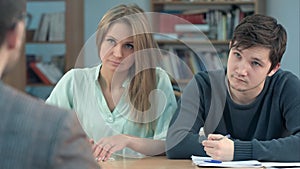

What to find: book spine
left=175, top=24, right=210, bottom=32
left=29, top=62, right=52, bottom=85
left=159, top=13, right=207, bottom=33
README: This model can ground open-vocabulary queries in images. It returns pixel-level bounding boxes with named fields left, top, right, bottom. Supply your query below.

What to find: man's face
left=227, top=45, right=277, bottom=95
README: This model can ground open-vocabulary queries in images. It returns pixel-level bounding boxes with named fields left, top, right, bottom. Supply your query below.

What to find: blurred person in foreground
left=0, top=0, right=100, bottom=168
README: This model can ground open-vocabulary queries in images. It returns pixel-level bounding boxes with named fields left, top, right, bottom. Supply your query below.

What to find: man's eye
left=252, top=61, right=261, bottom=67
left=234, top=52, right=241, bottom=58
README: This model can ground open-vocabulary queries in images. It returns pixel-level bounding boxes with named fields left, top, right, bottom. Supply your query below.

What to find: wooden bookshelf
left=4, top=0, right=83, bottom=93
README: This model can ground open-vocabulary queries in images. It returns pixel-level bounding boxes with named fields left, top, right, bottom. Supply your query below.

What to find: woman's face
left=99, top=22, right=135, bottom=73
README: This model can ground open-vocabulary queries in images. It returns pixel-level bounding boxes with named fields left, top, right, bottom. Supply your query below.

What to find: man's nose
left=236, top=62, right=249, bottom=76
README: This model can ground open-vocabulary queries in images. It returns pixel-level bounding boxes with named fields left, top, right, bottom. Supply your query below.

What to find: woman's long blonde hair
left=96, top=4, right=159, bottom=122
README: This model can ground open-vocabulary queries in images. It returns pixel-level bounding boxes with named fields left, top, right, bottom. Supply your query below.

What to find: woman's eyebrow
left=106, top=35, right=133, bottom=44
left=105, top=35, right=116, bottom=40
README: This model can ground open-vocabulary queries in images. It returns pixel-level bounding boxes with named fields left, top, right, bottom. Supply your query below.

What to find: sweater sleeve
left=166, top=77, right=207, bottom=159
left=234, top=134, right=300, bottom=161
left=166, top=70, right=227, bottom=159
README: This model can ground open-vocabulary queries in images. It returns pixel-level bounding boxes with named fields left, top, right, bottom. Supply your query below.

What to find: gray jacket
left=0, top=81, right=100, bottom=169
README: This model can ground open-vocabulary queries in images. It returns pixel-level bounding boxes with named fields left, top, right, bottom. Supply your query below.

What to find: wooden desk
left=99, top=156, right=197, bottom=169
left=99, top=156, right=261, bottom=169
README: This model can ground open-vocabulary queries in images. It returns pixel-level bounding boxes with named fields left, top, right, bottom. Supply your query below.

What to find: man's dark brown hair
left=230, top=14, right=287, bottom=72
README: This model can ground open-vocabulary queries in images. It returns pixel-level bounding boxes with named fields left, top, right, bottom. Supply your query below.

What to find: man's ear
left=268, top=63, right=280, bottom=77
left=6, top=26, right=19, bottom=49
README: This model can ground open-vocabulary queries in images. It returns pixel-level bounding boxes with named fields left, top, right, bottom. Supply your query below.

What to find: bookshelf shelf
left=27, top=83, right=54, bottom=87
left=27, top=0, right=65, bottom=2
left=26, top=41, right=65, bottom=44
left=152, top=1, right=256, bottom=5
left=157, top=40, right=230, bottom=45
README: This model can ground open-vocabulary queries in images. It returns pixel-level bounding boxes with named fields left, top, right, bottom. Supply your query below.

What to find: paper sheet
left=192, top=155, right=300, bottom=168
left=192, top=155, right=261, bottom=168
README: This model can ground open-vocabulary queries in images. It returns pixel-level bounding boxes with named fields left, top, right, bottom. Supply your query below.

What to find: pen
left=224, top=134, right=231, bottom=139
left=204, top=159, right=222, bottom=163
left=217, top=134, right=231, bottom=141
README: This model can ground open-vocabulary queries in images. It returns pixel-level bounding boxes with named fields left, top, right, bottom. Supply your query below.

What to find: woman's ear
left=268, top=63, right=280, bottom=77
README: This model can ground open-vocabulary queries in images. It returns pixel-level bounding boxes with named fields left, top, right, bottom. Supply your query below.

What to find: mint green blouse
left=46, top=65, right=177, bottom=143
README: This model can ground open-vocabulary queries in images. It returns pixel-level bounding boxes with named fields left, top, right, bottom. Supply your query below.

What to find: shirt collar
left=95, top=63, right=130, bottom=88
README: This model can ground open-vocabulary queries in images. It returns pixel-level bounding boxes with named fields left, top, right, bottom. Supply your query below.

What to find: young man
left=0, top=0, right=100, bottom=168
left=166, top=14, right=300, bottom=162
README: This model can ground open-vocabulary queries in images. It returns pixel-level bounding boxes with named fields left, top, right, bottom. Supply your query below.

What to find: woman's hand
left=202, top=134, right=234, bottom=161
left=92, top=134, right=130, bottom=162
left=90, top=134, right=165, bottom=161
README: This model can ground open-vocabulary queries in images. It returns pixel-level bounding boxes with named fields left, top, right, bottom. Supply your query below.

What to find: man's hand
left=202, top=134, right=234, bottom=161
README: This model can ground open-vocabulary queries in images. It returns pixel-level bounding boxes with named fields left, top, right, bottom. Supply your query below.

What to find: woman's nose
left=112, top=44, right=122, bottom=58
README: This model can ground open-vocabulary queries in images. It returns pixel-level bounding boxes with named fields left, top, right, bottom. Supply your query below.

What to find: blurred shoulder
left=0, top=82, right=73, bottom=125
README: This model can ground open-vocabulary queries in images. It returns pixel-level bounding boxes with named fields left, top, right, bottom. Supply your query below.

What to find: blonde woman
left=46, top=4, right=177, bottom=161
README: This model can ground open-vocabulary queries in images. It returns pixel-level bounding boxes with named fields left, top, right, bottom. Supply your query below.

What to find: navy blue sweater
left=166, top=69, right=300, bottom=161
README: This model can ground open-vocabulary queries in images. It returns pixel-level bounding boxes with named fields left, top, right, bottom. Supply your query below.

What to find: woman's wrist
left=122, top=134, right=132, bottom=147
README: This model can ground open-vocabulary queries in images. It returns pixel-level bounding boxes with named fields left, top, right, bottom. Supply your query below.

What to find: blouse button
left=107, top=115, right=114, bottom=123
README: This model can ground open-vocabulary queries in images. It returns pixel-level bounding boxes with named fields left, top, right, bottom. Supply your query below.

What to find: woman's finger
left=94, top=144, right=104, bottom=158
left=99, top=144, right=112, bottom=161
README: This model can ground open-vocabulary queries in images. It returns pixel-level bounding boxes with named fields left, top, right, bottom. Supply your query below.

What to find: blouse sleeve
left=46, top=69, right=75, bottom=110
left=152, top=68, right=178, bottom=140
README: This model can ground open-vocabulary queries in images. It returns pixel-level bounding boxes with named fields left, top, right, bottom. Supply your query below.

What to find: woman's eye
left=107, top=38, right=116, bottom=45
left=124, top=44, right=134, bottom=50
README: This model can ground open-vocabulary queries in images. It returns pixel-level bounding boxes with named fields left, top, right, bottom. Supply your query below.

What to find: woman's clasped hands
left=90, top=134, right=129, bottom=162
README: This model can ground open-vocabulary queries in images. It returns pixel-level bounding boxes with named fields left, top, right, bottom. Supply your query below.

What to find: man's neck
left=226, top=77, right=264, bottom=105
left=0, top=49, right=9, bottom=79
left=229, top=88, right=257, bottom=105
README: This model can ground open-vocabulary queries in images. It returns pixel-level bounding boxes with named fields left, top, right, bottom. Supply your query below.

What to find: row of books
left=157, top=6, right=254, bottom=41
left=206, top=7, right=253, bottom=40
left=161, top=48, right=195, bottom=80
left=26, top=54, right=64, bottom=85
left=160, top=47, right=228, bottom=80
left=33, top=12, right=65, bottom=42
left=155, top=0, right=254, bottom=2
left=158, top=10, right=208, bottom=33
